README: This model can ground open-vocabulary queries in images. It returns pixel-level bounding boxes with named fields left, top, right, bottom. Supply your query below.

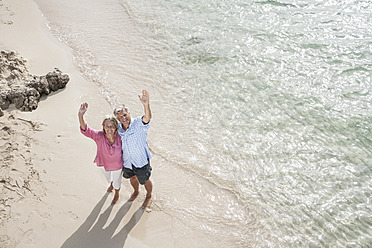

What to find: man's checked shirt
left=118, top=116, right=152, bottom=169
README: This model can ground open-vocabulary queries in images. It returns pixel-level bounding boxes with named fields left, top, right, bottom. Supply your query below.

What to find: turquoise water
left=34, top=0, right=372, bottom=247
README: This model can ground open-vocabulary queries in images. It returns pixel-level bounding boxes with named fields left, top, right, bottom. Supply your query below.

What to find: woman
left=78, top=102, right=123, bottom=204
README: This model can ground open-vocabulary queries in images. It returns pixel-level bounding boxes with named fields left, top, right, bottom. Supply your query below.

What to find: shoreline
left=0, top=0, right=177, bottom=247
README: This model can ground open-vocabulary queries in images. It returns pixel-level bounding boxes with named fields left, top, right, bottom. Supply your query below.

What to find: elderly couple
left=78, top=90, right=152, bottom=208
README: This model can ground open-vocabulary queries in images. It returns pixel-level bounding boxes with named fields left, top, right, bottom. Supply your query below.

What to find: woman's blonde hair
left=102, top=115, right=119, bottom=134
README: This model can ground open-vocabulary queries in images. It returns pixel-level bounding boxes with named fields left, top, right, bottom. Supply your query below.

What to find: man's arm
left=138, top=90, right=152, bottom=124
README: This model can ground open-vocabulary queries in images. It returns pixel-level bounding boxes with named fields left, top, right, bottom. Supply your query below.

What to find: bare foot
left=111, top=194, right=119, bottom=205
left=141, top=196, right=152, bottom=209
left=129, top=191, right=139, bottom=201
left=107, top=184, right=113, bottom=192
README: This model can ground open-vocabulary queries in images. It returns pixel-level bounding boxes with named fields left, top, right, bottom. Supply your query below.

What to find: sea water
left=33, top=0, right=372, bottom=247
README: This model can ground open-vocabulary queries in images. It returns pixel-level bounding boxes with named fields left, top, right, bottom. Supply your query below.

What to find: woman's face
left=103, top=120, right=116, bottom=135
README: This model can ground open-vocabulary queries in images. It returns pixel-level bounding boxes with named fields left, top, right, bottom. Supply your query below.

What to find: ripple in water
left=35, top=0, right=372, bottom=246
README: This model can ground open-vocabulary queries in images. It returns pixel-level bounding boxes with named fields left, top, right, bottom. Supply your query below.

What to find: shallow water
left=34, top=0, right=372, bottom=247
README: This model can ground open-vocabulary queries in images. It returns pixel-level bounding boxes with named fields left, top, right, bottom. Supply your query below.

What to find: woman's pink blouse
left=80, top=124, right=123, bottom=171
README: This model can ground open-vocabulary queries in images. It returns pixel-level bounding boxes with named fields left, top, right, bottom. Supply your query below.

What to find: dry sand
left=0, top=0, right=178, bottom=247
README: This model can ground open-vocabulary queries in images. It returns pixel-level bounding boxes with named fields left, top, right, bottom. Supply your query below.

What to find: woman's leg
left=101, top=167, right=114, bottom=192
left=110, top=169, right=123, bottom=204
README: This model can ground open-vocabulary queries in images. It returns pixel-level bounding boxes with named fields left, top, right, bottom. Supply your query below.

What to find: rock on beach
left=0, top=50, right=69, bottom=116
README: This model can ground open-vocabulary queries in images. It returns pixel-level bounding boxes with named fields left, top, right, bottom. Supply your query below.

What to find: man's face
left=117, top=110, right=131, bottom=127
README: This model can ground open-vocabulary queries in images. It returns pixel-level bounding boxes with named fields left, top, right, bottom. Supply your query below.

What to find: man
left=114, top=90, right=153, bottom=209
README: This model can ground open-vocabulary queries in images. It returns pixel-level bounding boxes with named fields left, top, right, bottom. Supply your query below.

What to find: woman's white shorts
left=101, top=167, right=122, bottom=190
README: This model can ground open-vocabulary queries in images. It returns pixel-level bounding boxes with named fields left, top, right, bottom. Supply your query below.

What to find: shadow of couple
left=61, top=193, right=144, bottom=248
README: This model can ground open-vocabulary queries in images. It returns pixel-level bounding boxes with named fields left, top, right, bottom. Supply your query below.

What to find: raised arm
left=78, top=102, right=88, bottom=131
left=138, top=90, right=152, bottom=124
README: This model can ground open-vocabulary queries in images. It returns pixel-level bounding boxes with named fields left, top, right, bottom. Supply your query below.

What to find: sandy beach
left=0, top=0, right=183, bottom=247
left=3, top=0, right=371, bottom=247
left=2, top=0, right=369, bottom=247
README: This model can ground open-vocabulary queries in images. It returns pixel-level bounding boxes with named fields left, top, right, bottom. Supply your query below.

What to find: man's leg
left=142, top=179, right=152, bottom=209
left=129, top=176, right=139, bottom=201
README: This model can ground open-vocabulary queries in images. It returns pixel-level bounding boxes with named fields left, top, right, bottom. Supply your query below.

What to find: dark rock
left=0, top=50, right=70, bottom=113
left=0, top=89, right=11, bottom=110
left=46, top=69, right=69, bottom=91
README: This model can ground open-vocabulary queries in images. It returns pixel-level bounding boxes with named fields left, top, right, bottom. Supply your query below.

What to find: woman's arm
left=78, top=102, right=88, bottom=131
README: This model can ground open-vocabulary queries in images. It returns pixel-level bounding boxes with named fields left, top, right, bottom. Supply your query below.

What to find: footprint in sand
left=0, top=1, right=14, bottom=25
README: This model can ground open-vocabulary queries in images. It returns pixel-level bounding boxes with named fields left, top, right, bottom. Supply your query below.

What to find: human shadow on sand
left=61, top=193, right=144, bottom=248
